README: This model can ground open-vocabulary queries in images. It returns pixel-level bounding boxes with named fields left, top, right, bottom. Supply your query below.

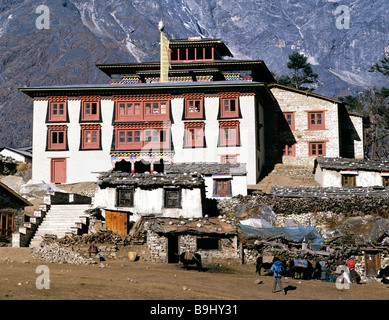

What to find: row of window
left=342, top=175, right=389, bottom=188
left=47, top=125, right=101, bottom=151
left=117, top=180, right=232, bottom=208
left=47, top=121, right=241, bottom=151
left=46, top=96, right=241, bottom=124
left=281, top=141, right=326, bottom=157
left=281, top=111, right=326, bottom=131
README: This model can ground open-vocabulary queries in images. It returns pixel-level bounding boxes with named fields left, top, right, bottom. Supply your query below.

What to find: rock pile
left=31, top=243, right=96, bottom=265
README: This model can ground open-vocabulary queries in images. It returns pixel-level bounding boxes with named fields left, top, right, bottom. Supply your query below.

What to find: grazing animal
left=377, top=265, right=389, bottom=283
left=179, top=252, right=202, bottom=270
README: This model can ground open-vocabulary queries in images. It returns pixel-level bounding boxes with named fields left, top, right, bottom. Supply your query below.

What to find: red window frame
left=184, top=94, right=204, bottom=119
left=115, top=124, right=171, bottom=151
left=117, top=101, right=142, bottom=121
left=219, top=93, right=239, bottom=118
left=117, top=129, right=143, bottom=150
left=49, top=101, right=67, bottom=122
left=47, top=125, right=67, bottom=150
left=81, top=99, right=100, bottom=121
left=143, top=129, right=170, bottom=150
left=184, top=122, right=205, bottom=148
left=144, top=101, right=169, bottom=121
left=308, top=111, right=325, bottom=130
left=214, top=179, right=232, bottom=197
left=281, top=142, right=296, bottom=157
left=170, top=46, right=214, bottom=62
left=308, top=141, right=326, bottom=157
left=282, top=112, right=295, bottom=131
left=81, top=124, right=101, bottom=150
left=219, top=121, right=239, bottom=146
left=220, top=155, right=238, bottom=163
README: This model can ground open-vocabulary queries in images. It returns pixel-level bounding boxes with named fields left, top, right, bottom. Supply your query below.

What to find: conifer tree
left=277, top=52, right=318, bottom=92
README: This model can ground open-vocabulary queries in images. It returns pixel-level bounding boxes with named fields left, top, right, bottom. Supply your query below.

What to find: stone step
left=28, top=204, right=91, bottom=248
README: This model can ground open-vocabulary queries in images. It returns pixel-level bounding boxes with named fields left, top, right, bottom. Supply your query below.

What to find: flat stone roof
left=315, top=157, right=389, bottom=172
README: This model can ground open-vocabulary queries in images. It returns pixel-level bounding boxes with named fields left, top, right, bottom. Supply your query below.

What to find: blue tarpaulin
left=238, top=224, right=324, bottom=250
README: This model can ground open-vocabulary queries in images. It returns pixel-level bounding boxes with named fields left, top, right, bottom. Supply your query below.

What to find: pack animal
left=179, top=252, right=202, bottom=270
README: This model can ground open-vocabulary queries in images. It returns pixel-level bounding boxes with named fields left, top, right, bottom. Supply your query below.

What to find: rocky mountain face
left=0, top=0, right=388, bottom=148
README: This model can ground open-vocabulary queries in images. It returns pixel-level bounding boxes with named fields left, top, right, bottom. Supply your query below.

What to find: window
left=308, top=111, right=325, bottom=130
left=281, top=143, right=296, bottom=157
left=0, top=212, right=13, bottom=236
left=144, top=101, right=168, bottom=120
left=281, top=112, right=295, bottom=131
left=197, top=237, right=220, bottom=250
left=117, top=101, right=142, bottom=121
left=308, top=141, right=326, bottom=157
left=220, top=155, right=238, bottom=163
left=164, top=188, right=181, bottom=208
left=82, top=101, right=100, bottom=121
left=117, top=129, right=142, bottom=150
left=383, top=176, right=389, bottom=187
left=49, top=101, right=67, bottom=122
left=184, top=122, right=205, bottom=148
left=144, top=129, right=169, bottom=150
left=342, top=175, right=356, bottom=188
left=113, top=95, right=171, bottom=122
left=169, top=47, right=214, bottom=62
left=184, top=93, right=204, bottom=119
left=214, top=179, right=232, bottom=197
left=47, top=125, right=67, bottom=150
left=221, top=98, right=239, bottom=118
left=116, top=127, right=170, bottom=150
left=185, top=99, right=203, bottom=118
left=219, top=121, right=239, bottom=147
left=116, top=188, right=134, bottom=207
left=81, top=124, right=101, bottom=150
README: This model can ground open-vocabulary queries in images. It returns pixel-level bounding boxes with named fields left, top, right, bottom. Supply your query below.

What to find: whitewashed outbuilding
left=314, top=157, right=389, bottom=188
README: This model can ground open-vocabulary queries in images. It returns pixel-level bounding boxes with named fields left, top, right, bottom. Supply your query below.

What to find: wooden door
left=365, top=252, right=381, bottom=276
left=105, top=210, right=128, bottom=236
left=51, top=158, right=66, bottom=184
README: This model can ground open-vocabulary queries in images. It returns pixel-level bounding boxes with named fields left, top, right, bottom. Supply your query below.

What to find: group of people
left=336, top=255, right=360, bottom=284
left=269, top=254, right=360, bottom=294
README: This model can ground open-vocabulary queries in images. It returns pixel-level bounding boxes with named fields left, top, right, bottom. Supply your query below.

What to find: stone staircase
left=250, top=164, right=320, bottom=194
left=29, top=204, right=91, bottom=248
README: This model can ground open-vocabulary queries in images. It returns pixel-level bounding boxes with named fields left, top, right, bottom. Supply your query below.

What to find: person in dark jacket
left=270, top=257, right=286, bottom=295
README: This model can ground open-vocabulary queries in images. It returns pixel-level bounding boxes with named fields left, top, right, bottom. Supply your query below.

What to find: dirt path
left=0, top=248, right=388, bottom=301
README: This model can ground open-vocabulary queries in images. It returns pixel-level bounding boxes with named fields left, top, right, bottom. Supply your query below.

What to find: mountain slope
left=0, top=0, right=388, bottom=148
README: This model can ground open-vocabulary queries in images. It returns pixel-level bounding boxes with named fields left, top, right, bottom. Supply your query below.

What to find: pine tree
left=277, top=52, right=318, bottom=92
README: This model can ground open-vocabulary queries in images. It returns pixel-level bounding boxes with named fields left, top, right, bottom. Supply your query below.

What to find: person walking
left=271, top=257, right=286, bottom=295
left=347, top=255, right=357, bottom=283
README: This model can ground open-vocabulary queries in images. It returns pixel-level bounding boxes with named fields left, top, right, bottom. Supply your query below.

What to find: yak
left=178, top=251, right=202, bottom=271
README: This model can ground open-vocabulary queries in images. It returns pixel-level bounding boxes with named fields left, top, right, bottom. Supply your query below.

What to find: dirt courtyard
left=0, top=248, right=388, bottom=303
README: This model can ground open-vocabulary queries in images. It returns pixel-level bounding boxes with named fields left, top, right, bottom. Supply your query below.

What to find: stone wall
left=217, top=194, right=389, bottom=217
left=268, top=87, right=341, bottom=167
left=146, top=230, right=239, bottom=263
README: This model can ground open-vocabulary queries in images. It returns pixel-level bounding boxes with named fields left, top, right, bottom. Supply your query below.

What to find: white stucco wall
left=33, top=93, right=259, bottom=186
left=203, top=175, right=247, bottom=198
left=170, top=95, right=259, bottom=185
left=32, top=99, right=114, bottom=184
left=315, top=166, right=386, bottom=187
left=94, top=186, right=203, bottom=222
